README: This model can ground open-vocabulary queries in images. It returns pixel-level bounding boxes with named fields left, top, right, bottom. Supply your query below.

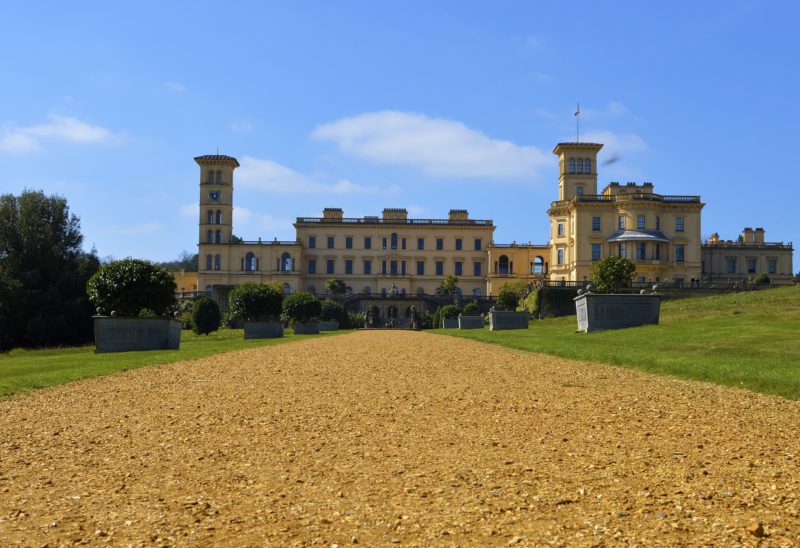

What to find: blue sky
left=2, top=1, right=798, bottom=268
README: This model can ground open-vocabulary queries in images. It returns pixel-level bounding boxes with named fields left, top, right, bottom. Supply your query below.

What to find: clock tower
left=195, top=154, right=239, bottom=271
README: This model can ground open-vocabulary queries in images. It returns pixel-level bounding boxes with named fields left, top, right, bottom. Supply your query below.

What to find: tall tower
left=553, top=142, right=603, bottom=200
left=195, top=155, right=239, bottom=246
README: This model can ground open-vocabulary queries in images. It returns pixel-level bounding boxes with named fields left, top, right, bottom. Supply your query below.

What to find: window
left=363, top=286, right=372, bottom=295
left=637, top=215, right=646, bottom=230
left=390, top=260, right=398, bottom=275
left=326, top=259, right=335, bottom=274
left=207, top=210, right=214, bottom=224
left=656, top=216, right=661, bottom=230
left=577, top=158, right=584, bottom=174
left=401, top=261, right=406, bottom=275
left=435, top=261, right=444, bottom=276
left=591, top=243, right=601, bottom=262
left=215, top=170, right=222, bottom=184
left=416, top=287, right=425, bottom=295
left=206, top=170, right=214, bottom=184
left=473, top=288, right=481, bottom=297
left=768, top=259, right=777, bottom=274
left=281, top=252, right=291, bottom=272
left=455, top=238, right=462, bottom=251
left=308, top=236, right=316, bottom=248
left=206, top=254, right=212, bottom=270
left=327, top=236, right=335, bottom=249
left=364, top=237, right=372, bottom=249
left=637, top=276, right=646, bottom=284
left=215, top=230, right=222, bottom=244
left=618, top=215, right=626, bottom=230
left=308, top=259, right=316, bottom=274
left=676, top=218, right=685, bottom=232
left=474, top=238, right=482, bottom=251
left=345, top=259, right=353, bottom=275
left=455, top=261, right=463, bottom=276
left=557, top=222, right=564, bottom=236
left=345, top=236, right=353, bottom=249
left=569, top=158, right=575, bottom=174
left=417, top=237, right=425, bottom=250
left=206, top=230, right=213, bottom=243
left=215, top=210, right=222, bottom=224
left=498, top=255, right=509, bottom=275
left=727, top=257, right=736, bottom=273
left=346, top=286, right=353, bottom=296
left=417, top=260, right=425, bottom=275
left=382, top=237, right=387, bottom=249
left=585, top=159, right=591, bottom=174
left=436, top=238, right=444, bottom=250
left=619, top=242, right=627, bottom=258
left=675, top=244, right=685, bottom=263
left=391, top=233, right=398, bottom=250
left=214, top=254, right=221, bottom=270
left=401, top=238, right=406, bottom=250
left=747, top=259, right=757, bottom=274
left=557, top=248, right=564, bottom=265
left=655, top=244, right=661, bottom=260
left=592, top=216, right=601, bottom=231
left=363, top=260, right=372, bottom=275
left=533, top=256, right=544, bottom=274
left=245, top=252, right=256, bottom=271
left=576, top=186, right=584, bottom=195
left=382, top=261, right=387, bottom=275
left=637, top=242, right=646, bottom=260
left=283, top=283, right=291, bottom=295
left=473, top=261, right=481, bottom=276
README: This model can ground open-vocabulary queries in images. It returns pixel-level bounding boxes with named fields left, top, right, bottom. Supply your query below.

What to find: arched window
left=584, top=159, right=591, bottom=174
left=499, top=255, right=510, bottom=275
left=569, top=158, right=575, bottom=174
left=473, top=288, right=481, bottom=297
left=391, top=232, right=398, bottom=250
left=206, top=170, right=214, bottom=184
left=245, top=252, right=256, bottom=271
left=283, top=283, right=291, bottom=295
left=534, top=256, right=545, bottom=274
left=214, top=254, right=221, bottom=270
left=215, top=170, right=222, bottom=184
left=206, top=254, right=212, bottom=270
left=281, top=252, right=291, bottom=272
left=207, top=210, right=214, bottom=224
left=215, top=210, right=222, bottom=224
left=215, top=230, right=222, bottom=244
left=577, top=159, right=584, bottom=174
left=206, top=230, right=213, bottom=243
left=308, top=286, right=316, bottom=295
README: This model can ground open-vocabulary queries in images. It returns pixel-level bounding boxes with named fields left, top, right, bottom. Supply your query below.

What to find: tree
left=228, top=282, right=283, bottom=321
left=192, top=297, right=220, bottom=335
left=0, top=190, right=100, bottom=350
left=282, top=292, right=322, bottom=325
left=496, top=287, right=520, bottom=311
left=87, top=259, right=176, bottom=316
left=325, top=278, right=347, bottom=295
left=438, top=275, right=459, bottom=297
left=590, top=256, right=636, bottom=293
left=157, top=250, right=198, bottom=272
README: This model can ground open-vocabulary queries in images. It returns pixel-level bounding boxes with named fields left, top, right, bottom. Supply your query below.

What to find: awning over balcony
left=607, top=229, right=670, bottom=243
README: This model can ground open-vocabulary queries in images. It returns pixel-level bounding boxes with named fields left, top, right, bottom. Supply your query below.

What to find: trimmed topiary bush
left=320, top=299, right=345, bottom=322
left=192, top=297, right=220, bottom=335
left=282, top=292, right=321, bottom=325
left=462, top=302, right=480, bottom=316
left=87, top=258, right=176, bottom=316
left=496, top=286, right=520, bottom=311
left=228, top=282, right=284, bottom=321
left=591, top=256, right=636, bottom=293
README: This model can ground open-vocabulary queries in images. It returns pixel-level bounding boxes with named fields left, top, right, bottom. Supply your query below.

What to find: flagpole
left=575, top=103, right=580, bottom=142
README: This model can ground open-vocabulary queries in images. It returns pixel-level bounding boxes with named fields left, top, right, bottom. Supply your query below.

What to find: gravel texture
left=1, top=330, right=799, bottom=545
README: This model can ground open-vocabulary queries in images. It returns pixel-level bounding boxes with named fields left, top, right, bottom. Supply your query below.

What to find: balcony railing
left=703, top=241, right=792, bottom=249
left=295, top=217, right=493, bottom=227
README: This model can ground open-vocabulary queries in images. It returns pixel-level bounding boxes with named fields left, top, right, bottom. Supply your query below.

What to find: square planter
left=489, top=310, right=529, bottom=331
left=458, top=315, right=484, bottom=329
left=93, top=316, right=181, bottom=353
left=319, top=321, right=340, bottom=331
left=293, top=322, right=320, bottom=335
left=574, top=293, right=661, bottom=333
left=442, top=318, right=459, bottom=329
left=243, top=321, right=284, bottom=339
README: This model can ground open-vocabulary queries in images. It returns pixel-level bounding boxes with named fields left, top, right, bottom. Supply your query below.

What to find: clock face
left=208, top=190, right=221, bottom=203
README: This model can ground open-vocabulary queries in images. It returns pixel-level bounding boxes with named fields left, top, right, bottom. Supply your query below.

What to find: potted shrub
left=458, top=301, right=483, bottom=329
left=319, top=299, right=344, bottom=331
left=192, top=297, right=220, bottom=336
left=489, top=284, right=529, bottom=330
left=228, top=282, right=284, bottom=339
left=282, top=292, right=322, bottom=334
left=87, top=258, right=180, bottom=352
left=439, top=304, right=461, bottom=328
left=574, top=256, right=661, bottom=332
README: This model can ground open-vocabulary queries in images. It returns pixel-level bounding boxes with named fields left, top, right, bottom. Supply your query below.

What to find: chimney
left=709, top=232, right=720, bottom=245
left=382, top=208, right=408, bottom=221
left=754, top=227, right=765, bottom=244
left=448, top=209, right=469, bottom=222
left=322, top=208, right=343, bottom=220
left=742, top=227, right=754, bottom=243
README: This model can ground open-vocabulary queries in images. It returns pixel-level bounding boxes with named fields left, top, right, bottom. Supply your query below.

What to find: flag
left=574, top=103, right=580, bottom=116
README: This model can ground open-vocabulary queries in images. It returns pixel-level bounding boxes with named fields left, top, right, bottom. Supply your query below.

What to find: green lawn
left=443, top=286, right=800, bottom=400
left=0, top=329, right=340, bottom=399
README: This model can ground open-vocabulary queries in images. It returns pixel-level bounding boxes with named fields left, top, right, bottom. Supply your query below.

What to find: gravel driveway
left=1, top=330, right=798, bottom=545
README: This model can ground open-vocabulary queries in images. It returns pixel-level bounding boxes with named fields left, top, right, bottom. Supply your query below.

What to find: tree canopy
left=0, top=190, right=99, bottom=350
left=590, top=255, right=636, bottom=293
left=438, top=275, right=459, bottom=297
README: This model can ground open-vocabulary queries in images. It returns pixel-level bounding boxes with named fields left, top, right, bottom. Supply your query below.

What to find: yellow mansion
left=177, top=142, right=793, bottom=300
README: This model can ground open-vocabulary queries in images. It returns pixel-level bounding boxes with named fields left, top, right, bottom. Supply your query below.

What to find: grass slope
left=445, top=286, right=800, bottom=399
left=0, top=329, right=340, bottom=399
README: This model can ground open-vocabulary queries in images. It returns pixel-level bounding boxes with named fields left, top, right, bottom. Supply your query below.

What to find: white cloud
left=237, top=156, right=395, bottom=194
left=312, top=111, right=549, bottom=180
left=0, top=115, right=118, bottom=154
left=164, top=81, right=187, bottom=93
